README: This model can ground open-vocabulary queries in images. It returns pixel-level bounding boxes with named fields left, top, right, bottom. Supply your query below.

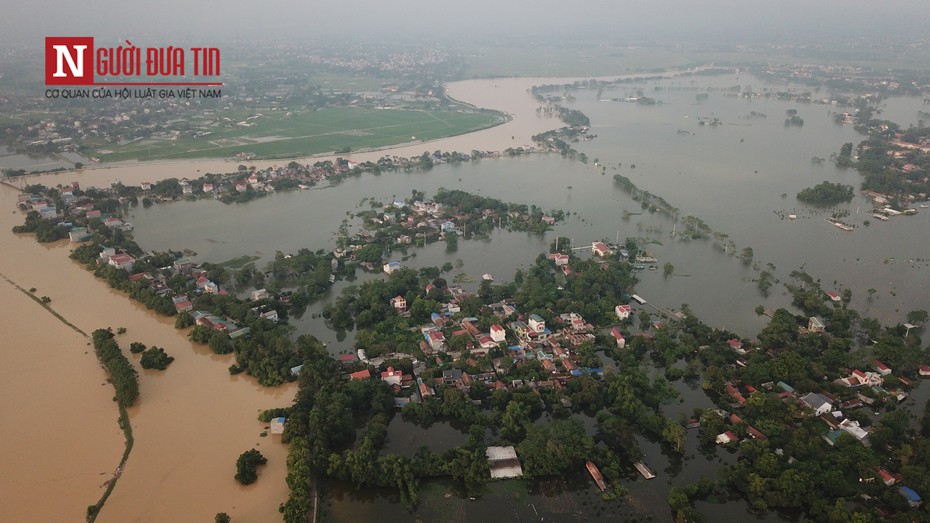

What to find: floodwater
left=4, top=71, right=930, bottom=522
left=0, top=182, right=295, bottom=521
left=0, top=273, right=123, bottom=522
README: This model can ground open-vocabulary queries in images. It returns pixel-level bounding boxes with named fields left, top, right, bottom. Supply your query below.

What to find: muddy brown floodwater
left=0, top=184, right=294, bottom=522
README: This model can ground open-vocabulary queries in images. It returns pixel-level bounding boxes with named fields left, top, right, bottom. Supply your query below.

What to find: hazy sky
left=5, top=1, right=930, bottom=45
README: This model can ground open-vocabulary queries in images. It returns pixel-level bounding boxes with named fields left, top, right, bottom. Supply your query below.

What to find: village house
left=592, top=242, right=611, bottom=257
left=837, top=369, right=884, bottom=388
left=549, top=253, right=570, bottom=266
left=381, top=366, right=403, bottom=386
left=490, top=324, right=506, bottom=343
left=486, top=446, right=523, bottom=479
left=108, top=253, right=134, bottom=272
left=873, top=360, right=892, bottom=376
left=250, top=288, right=270, bottom=301
left=528, top=314, right=546, bottom=333
left=610, top=327, right=626, bottom=349
left=800, top=392, right=834, bottom=416
left=808, top=317, right=825, bottom=333
left=350, top=369, right=371, bottom=380
left=426, top=330, right=445, bottom=352
left=615, top=304, right=632, bottom=321
left=390, top=295, right=407, bottom=310
left=417, top=377, right=434, bottom=399
left=383, top=261, right=401, bottom=274
left=68, top=227, right=91, bottom=243
left=716, top=431, right=740, bottom=445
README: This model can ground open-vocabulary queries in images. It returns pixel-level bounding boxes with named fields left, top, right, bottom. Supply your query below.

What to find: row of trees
left=92, top=328, right=139, bottom=407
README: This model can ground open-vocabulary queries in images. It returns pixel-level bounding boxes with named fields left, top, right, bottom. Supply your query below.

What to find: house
left=390, top=295, right=407, bottom=310
left=108, top=253, right=134, bottom=271
left=443, top=368, right=463, bottom=385
left=174, top=300, right=193, bottom=313
left=381, top=366, right=403, bottom=386
left=727, top=339, right=744, bottom=352
left=528, top=314, right=546, bottom=333
left=549, top=253, right=570, bottom=266
left=478, top=336, right=497, bottom=350
left=68, top=227, right=91, bottom=243
left=417, top=377, right=434, bottom=399
left=800, top=392, right=833, bottom=415
left=839, top=419, right=869, bottom=444
left=873, top=360, right=891, bottom=376
left=920, top=365, right=930, bottom=377
left=900, top=486, right=923, bottom=507
left=808, top=317, right=825, bottom=333
left=140, top=182, right=153, bottom=191
left=250, top=289, right=270, bottom=301
left=202, top=182, right=215, bottom=193
left=877, top=468, right=897, bottom=486
left=827, top=291, right=841, bottom=302
left=610, top=327, right=626, bottom=349
left=383, top=261, right=401, bottom=274
left=615, top=304, right=633, bottom=321
left=86, top=209, right=102, bottom=219
left=350, top=369, right=371, bottom=380
left=592, top=242, right=611, bottom=257
left=270, top=417, right=285, bottom=435
left=716, top=431, right=739, bottom=445
left=486, top=446, right=523, bottom=479
left=490, top=324, right=506, bottom=343
left=725, top=382, right=747, bottom=406
left=426, top=330, right=445, bottom=352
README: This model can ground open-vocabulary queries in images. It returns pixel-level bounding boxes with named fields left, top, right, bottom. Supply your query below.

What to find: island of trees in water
left=796, top=181, right=855, bottom=205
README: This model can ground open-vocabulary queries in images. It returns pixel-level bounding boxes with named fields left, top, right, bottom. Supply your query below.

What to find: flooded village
left=3, top=52, right=930, bottom=523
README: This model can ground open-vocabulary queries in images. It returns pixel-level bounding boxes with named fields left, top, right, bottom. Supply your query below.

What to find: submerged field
left=90, top=107, right=506, bottom=162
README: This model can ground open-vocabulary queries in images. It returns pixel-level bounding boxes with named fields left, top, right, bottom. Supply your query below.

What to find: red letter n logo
left=45, top=37, right=94, bottom=85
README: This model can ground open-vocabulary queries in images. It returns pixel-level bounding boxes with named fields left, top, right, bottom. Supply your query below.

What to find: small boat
left=788, top=214, right=797, bottom=220
left=482, top=273, right=493, bottom=281
left=586, top=461, right=607, bottom=491
left=871, top=213, right=889, bottom=221
left=920, top=204, right=928, bottom=209
left=634, top=461, right=656, bottom=480
left=825, top=219, right=853, bottom=231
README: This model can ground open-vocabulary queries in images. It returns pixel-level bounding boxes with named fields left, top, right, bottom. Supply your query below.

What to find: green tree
left=140, top=346, right=174, bottom=370
left=235, top=449, right=267, bottom=485
left=907, top=310, right=928, bottom=325
left=518, top=419, right=593, bottom=477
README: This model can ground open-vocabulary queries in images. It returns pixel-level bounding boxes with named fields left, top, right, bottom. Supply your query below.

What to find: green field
left=91, top=107, right=506, bottom=162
